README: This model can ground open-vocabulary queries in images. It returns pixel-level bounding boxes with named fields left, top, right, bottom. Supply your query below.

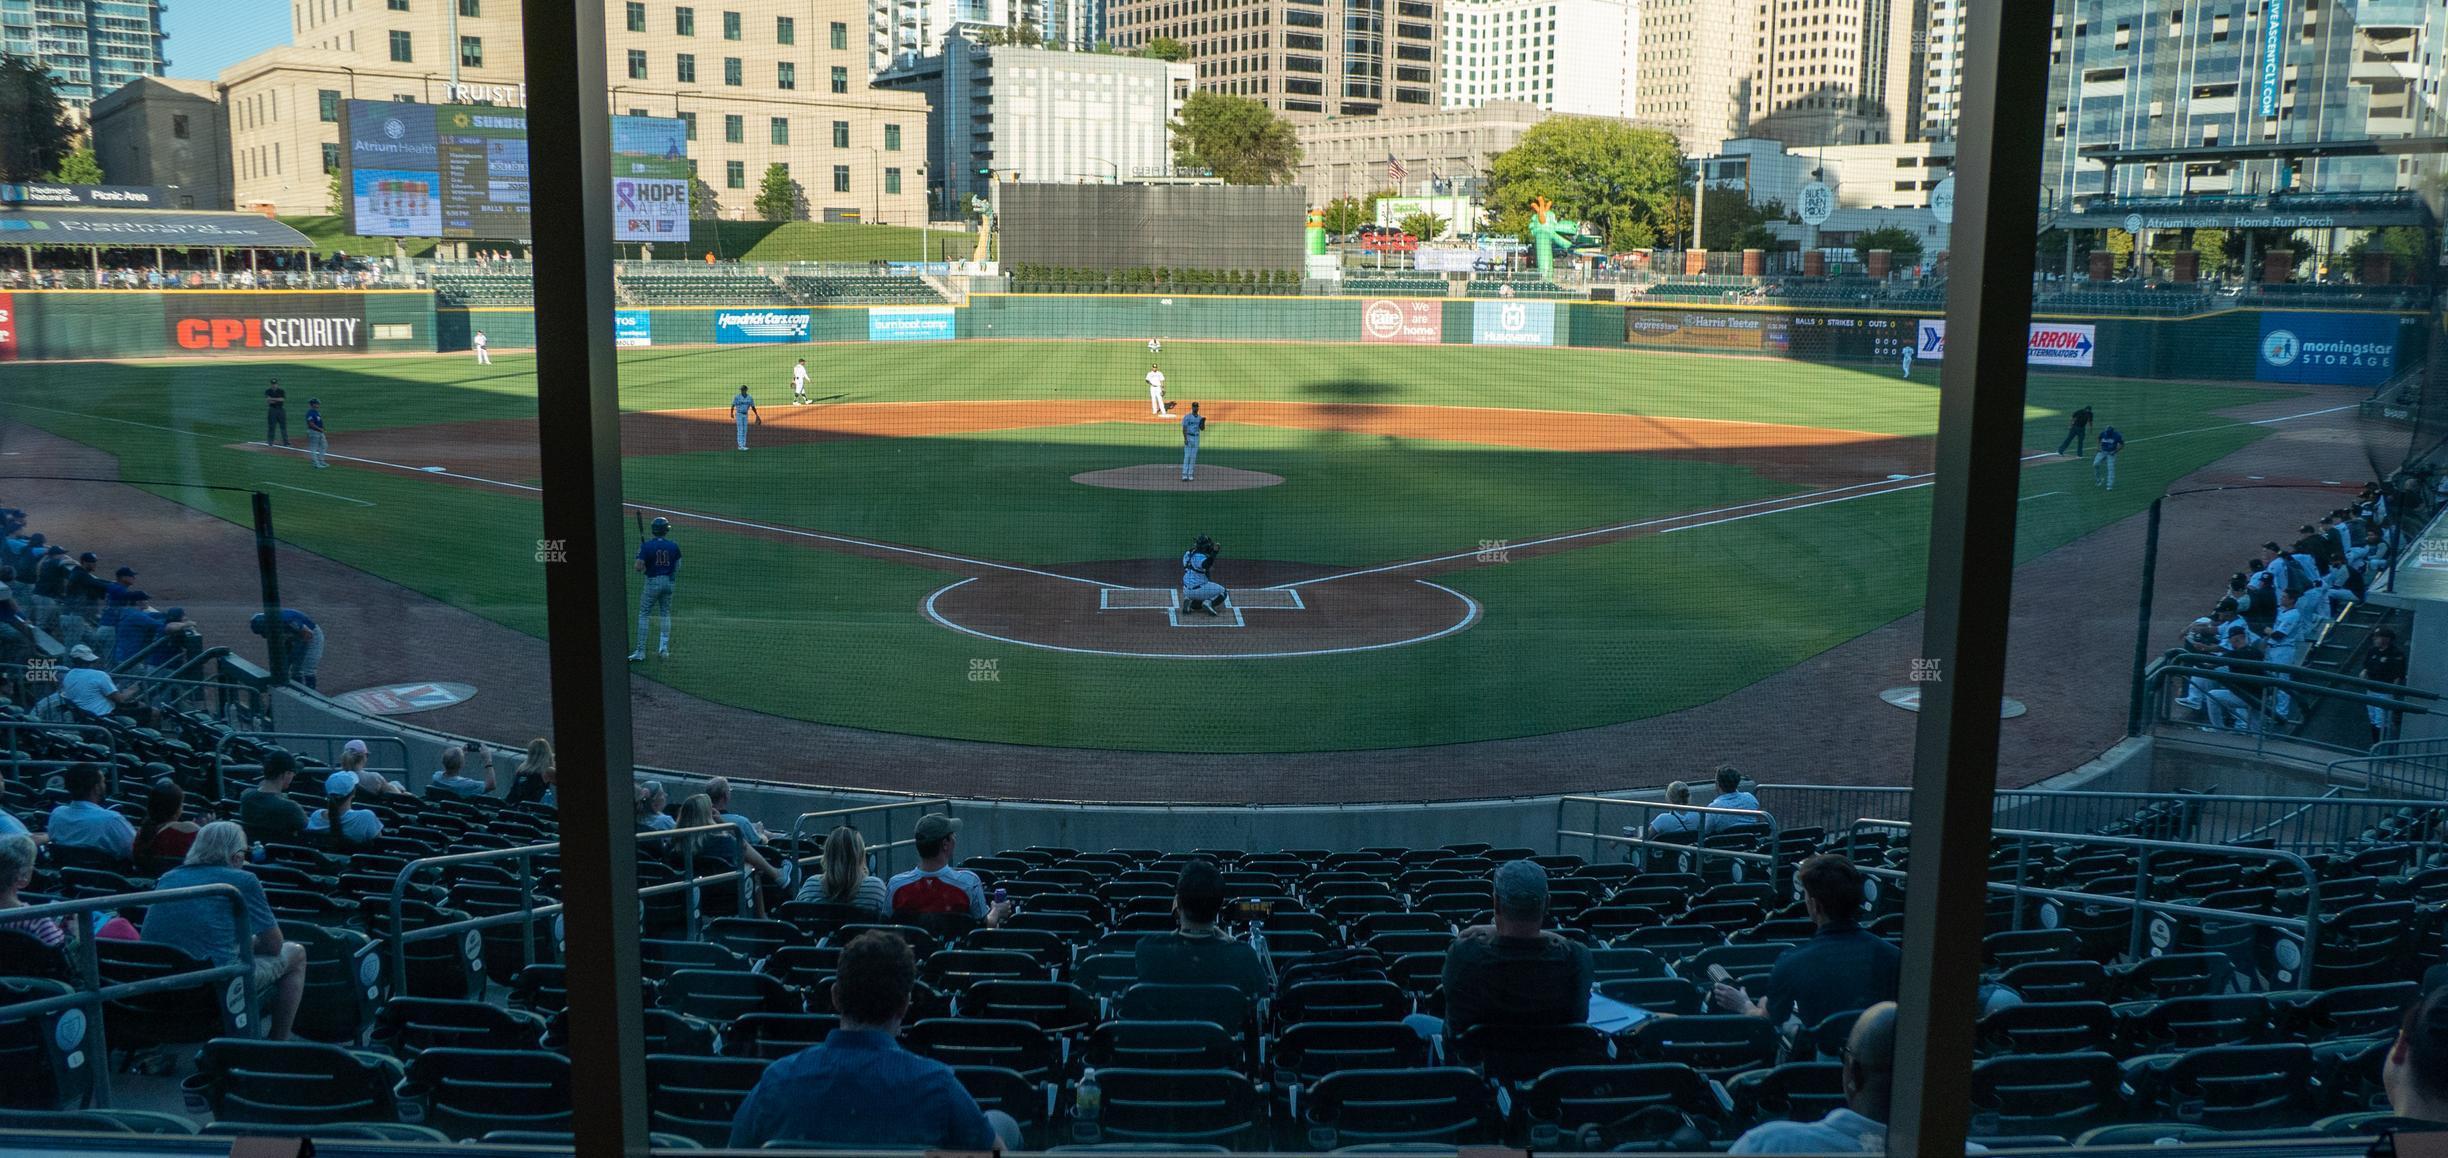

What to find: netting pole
left=2128, top=497, right=2164, bottom=735
left=251, top=491, right=287, bottom=687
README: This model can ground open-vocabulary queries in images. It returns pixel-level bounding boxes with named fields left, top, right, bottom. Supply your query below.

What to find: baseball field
left=0, top=336, right=2297, bottom=754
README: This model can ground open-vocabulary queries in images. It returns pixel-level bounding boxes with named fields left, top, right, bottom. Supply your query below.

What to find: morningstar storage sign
left=167, top=294, right=367, bottom=354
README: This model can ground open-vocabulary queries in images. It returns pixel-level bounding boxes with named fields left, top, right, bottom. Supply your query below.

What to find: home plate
left=1101, top=587, right=1304, bottom=611
left=1880, top=686, right=2026, bottom=718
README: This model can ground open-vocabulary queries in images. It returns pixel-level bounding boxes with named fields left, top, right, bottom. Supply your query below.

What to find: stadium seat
left=198, top=1121, right=453, bottom=1142
left=280, top=919, right=384, bottom=1044
left=1277, top=980, right=1410, bottom=1027
left=398, top=1047, right=573, bottom=1139
left=2275, top=981, right=2417, bottom=1040
left=722, top=1012, right=840, bottom=1060
left=659, top=968, right=801, bottom=1022
left=2000, top=960, right=2109, bottom=1003
left=964, top=980, right=1101, bottom=1034
left=904, top=1017, right=1060, bottom=1079
left=1089, top=1019, right=1243, bottom=1072
left=0, top=977, right=92, bottom=1110
left=955, top=1064, right=1055, bottom=1147
left=1598, top=976, right=1702, bottom=1015
left=1273, top=1021, right=1432, bottom=1085
left=188, top=1037, right=403, bottom=1125
left=2128, top=1042, right=2316, bottom=1130
left=646, top=1053, right=770, bottom=1146
left=1513, top=1063, right=1730, bottom=1147
left=1623, top=1014, right=1777, bottom=1078
left=95, top=939, right=240, bottom=1051
left=2116, top=993, right=2271, bottom=1053
left=1727, top=1060, right=1845, bottom=1123
left=0, top=1107, right=199, bottom=1133
left=706, top=917, right=805, bottom=961
left=1118, top=983, right=1254, bottom=1040
left=758, top=945, right=844, bottom=990
left=1088, top=1067, right=1266, bottom=1147
left=1451, top=1022, right=1613, bottom=1084
left=1301, top=1068, right=1501, bottom=1147
left=372, top=997, right=548, bottom=1056
left=923, top=948, right=1050, bottom=990
left=1968, top=1052, right=2125, bottom=1136
left=1977, top=1001, right=2116, bottom=1056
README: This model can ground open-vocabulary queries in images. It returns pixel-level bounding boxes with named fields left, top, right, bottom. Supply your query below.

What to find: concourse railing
left=2142, top=648, right=2440, bottom=759
left=210, top=730, right=414, bottom=799
left=0, top=717, right=117, bottom=787
left=786, top=798, right=955, bottom=883
left=1555, top=794, right=1783, bottom=883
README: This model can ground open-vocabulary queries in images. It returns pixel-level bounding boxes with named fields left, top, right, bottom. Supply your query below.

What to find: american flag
left=1385, top=154, right=1408, bottom=184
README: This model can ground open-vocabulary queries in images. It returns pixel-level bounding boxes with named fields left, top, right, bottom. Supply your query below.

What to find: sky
left=162, top=1, right=292, bottom=79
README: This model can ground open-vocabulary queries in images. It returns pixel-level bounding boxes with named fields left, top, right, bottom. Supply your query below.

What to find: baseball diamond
left=0, top=318, right=2363, bottom=771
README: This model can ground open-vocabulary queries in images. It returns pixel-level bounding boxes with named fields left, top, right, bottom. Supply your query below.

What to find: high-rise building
left=2036, top=0, right=2448, bottom=205
left=865, top=0, right=1096, bottom=78
left=213, top=0, right=929, bottom=222
left=1295, top=99, right=1547, bottom=199
left=1439, top=0, right=1633, bottom=119
left=1105, top=0, right=1441, bottom=119
left=1742, top=0, right=1920, bottom=148
left=877, top=35, right=1191, bottom=218
left=1, top=0, right=168, bottom=112
left=1633, top=0, right=1757, bottom=154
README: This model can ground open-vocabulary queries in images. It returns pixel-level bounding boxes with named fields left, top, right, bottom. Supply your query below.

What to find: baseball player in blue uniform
left=732, top=386, right=762, bottom=450
left=1180, top=534, right=1228, bottom=616
left=251, top=608, right=325, bottom=688
left=631, top=517, right=680, bottom=660
left=1180, top=402, right=1208, bottom=481
left=305, top=399, right=329, bottom=468
left=2093, top=425, right=2123, bottom=490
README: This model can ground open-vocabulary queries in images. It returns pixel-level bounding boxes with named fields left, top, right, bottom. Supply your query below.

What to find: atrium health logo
left=2262, top=329, right=2301, bottom=368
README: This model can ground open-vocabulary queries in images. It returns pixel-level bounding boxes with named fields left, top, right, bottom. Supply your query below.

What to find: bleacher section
left=4, top=711, right=2443, bottom=1150
left=781, top=275, right=946, bottom=305
left=2033, top=287, right=2213, bottom=317
left=1339, top=276, right=1449, bottom=297
left=617, top=272, right=790, bottom=306
left=1466, top=276, right=1575, bottom=300
left=428, top=274, right=533, bottom=307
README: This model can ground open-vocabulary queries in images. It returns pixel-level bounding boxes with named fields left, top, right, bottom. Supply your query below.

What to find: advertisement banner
left=614, top=310, right=652, bottom=348
left=1413, top=248, right=1476, bottom=273
left=613, top=177, right=691, bottom=242
left=2257, top=312, right=2400, bottom=387
left=0, top=183, right=168, bottom=208
left=869, top=306, right=955, bottom=342
left=166, top=294, right=368, bottom=355
left=0, top=292, right=15, bottom=361
left=715, top=309, right=812, bottom=344
left=2258, top=1, right=2287, bottom=118
left=1471, top=300, right=1555, bottom=347
left=2026, top=322, right=2097, bottom=368
left=1361, top=298, right=1443, bottom=344
left=1623, top=311, right=1768, bottom=351
left=1915, top=319, right=2096, bottom=367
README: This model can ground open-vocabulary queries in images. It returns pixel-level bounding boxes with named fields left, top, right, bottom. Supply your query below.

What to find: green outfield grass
left=0, top=342, right=2291, bottom=751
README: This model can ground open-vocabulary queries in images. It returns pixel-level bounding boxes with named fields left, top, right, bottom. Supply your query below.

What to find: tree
left=1397, top=210, right=1448, bottom=242
left=1484, top=116, right=1685, bottom=253
left=0, top=56, right=73, bottom=182
left=2101, top=226, right=2134, bottom=273
left=2191, top=227, right=2230, bottom=280
left=1697, top=188, right=1785, bottom=253
left=1169, top=91, right=1299, bottom=185
left=753, top=163, right=802, bottom=221
left=1143, top=36, right=1189, bottom=61
left=1853, top=224, right=1924, bottom=265
left=2345, top=226, right=2430, bottom=281
left=50, top=138, right=102, bottom=184
left=328, top=166, right=347, bottom=214
left=1317, top=191, right=1392, bottom=234
left=689, top=177, right=723, bottom=220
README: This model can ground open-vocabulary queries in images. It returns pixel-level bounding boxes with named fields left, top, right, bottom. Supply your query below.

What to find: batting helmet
left=650, top=517, right=671, bottom=534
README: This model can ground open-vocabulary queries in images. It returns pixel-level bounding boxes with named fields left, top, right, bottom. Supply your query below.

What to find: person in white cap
left=304, top=771, right=385, bottom=848
left=338, top=740, right=406, bottom=796
left=54, top=644, right=137, bottom=721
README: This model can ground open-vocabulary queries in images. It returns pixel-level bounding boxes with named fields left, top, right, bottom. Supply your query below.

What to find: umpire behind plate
left=1179, top=535, right=1231, bottom=617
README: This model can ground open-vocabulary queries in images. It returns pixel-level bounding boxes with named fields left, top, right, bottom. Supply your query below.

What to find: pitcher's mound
left=1073, top=465, right=1284, bottom=492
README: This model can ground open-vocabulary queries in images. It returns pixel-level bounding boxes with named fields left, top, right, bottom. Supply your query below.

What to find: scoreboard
left=343, top=101, right=687, bottom=242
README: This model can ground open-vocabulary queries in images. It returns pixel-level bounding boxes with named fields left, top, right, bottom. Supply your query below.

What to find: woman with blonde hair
left=674, top=793, right=784, bottom=914
left=506, top=738, right=555, bottom=805
left=794, top=825, right=889, bottom=917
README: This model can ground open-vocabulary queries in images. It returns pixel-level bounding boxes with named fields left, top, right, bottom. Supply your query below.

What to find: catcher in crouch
left=1179, top=534, right=1230, bottom=616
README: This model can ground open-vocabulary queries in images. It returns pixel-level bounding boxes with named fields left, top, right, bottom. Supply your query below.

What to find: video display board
left=343, top=101, right=687, bottom=241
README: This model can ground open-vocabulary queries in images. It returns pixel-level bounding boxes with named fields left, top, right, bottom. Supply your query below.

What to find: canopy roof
left=0, top=207, right=317, bottom=250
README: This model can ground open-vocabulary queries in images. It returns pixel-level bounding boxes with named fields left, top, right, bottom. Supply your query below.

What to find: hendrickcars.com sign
left=167, top=295, right=368, bottom=354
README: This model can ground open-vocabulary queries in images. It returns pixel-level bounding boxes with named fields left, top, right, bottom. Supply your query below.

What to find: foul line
left=1281, top=401, right=2361, bottom=588
left=923, top=577, right=1483, bottom=660
left=2019, top=491, right=2066, bottom=503
left=255, top=480, right=377, bottom=507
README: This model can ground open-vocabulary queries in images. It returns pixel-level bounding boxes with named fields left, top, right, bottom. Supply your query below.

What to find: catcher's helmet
left=650, top=517, right=671, bottom=535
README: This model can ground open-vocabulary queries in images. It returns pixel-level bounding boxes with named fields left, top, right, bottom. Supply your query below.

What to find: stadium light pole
left=521, top=0, right=651, bottom=1153
left=1885, top=0, right=2054, bottom=1153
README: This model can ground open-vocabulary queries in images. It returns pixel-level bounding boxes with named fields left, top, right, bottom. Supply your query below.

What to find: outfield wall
left=2, top=288, right=2426, bottom=388
left=1, top=290, right=436, bottom=361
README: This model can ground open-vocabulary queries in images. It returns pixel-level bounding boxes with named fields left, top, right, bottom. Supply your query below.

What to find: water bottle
left=248, top=842, right=266, bottom=864
left=1073, top=1066, right=1102, bottom=1142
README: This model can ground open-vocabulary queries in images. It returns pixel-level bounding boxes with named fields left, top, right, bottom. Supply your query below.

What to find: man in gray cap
left=1433, top=859, right=1593, bottom=1041
left=884, top=814, right=1013, bottom=928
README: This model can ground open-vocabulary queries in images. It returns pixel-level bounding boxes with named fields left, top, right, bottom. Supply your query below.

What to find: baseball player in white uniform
left=1147, top=337, right=1163, bottom=355
left=473, top=330, right=491, bottom=365
left=1899, top=340, right=1915, bottom=379
left=791, top=359, right=810, bottom=404
left=732, top=386, right=761, bottom=450
left=1179, top=535, right=1228, bottom=616
left=1146, top=365, right=1169, bottom=416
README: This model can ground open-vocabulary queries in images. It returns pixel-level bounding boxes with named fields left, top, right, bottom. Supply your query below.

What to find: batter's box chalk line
left=1101, top=587, right=1305, bottom=612
left=1167, top=605, right=1247, bottom=628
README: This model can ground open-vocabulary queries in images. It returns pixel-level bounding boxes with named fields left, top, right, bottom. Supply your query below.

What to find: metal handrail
left=1843, top=819, right=2325, bottom=979
left=211, top=731, right=413, bottom=800
left=381, top=821, right=764, bottom=992
left=786, top=798, right=954, bottom=884
left=1752, top=784, right=2448, bottom=856
left=1555, top=794, right=1783, bottom=880
left=0, top=717, right=117, bottom=786
left=2143, top=649, right=2436, bottom=757
left=0, top=883, right=255, bottom=1107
